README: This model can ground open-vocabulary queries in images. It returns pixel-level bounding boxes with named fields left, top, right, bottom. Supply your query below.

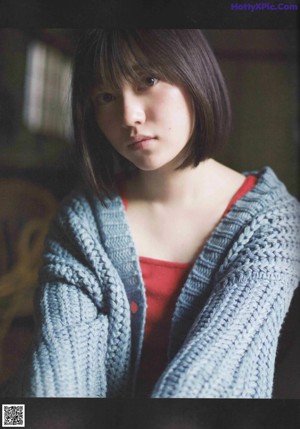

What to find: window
left=23, top=41, right=72, bottom=140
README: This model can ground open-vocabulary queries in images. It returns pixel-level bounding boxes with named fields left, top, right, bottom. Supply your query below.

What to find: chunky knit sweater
left=2, top=167, right=300, bottom=398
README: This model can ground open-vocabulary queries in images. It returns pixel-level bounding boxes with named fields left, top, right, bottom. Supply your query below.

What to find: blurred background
left=0, top=29, right=299, bottom=396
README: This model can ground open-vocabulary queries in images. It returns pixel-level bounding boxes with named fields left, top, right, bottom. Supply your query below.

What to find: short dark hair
left=71, top=30, right=232, bottom=202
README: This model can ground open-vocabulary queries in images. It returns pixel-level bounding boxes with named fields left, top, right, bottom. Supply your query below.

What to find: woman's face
left=91, top=74, right=194, bottom=172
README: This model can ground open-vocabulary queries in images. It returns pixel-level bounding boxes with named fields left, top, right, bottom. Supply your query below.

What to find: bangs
left=91, top=30, right=164, bottom=91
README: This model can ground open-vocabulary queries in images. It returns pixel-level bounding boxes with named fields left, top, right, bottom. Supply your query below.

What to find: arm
left=1, top=192, right=131, bottom=397
left=152, top=202, right=300, bottom=398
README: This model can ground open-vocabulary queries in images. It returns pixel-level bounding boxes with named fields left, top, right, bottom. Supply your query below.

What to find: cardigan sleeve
left=152, top=199, right=300, bottom=398
left=1, top=192, right=131, bottom=397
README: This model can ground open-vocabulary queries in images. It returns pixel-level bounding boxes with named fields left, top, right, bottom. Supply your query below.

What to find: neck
left=131, top=159, right=217, bottom=206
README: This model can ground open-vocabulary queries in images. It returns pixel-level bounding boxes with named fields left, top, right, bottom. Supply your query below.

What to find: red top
left=119, top=174, right=257, bottom=395
left=137, top=257, right=192, bottom=395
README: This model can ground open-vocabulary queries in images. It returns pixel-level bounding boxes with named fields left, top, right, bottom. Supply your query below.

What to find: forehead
left=92, top=60, right=161, bottom=93
left=92, top=65, right=148, bottom=88
left=89, top=34, right=171, bottom=92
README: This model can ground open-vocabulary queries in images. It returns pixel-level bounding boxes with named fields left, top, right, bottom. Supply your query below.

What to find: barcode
left=2, top=405, right=25, bottom=427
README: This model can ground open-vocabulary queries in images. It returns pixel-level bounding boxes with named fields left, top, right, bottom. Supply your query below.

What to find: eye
left=144, top=76, right=158, bottom=86
left=137, top=76, right=159, bottom=90
left=94, top=92, right=115, bottom=105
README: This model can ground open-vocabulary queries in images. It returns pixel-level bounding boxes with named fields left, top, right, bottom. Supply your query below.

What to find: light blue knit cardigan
left=2, top=167, right=300, bottom=398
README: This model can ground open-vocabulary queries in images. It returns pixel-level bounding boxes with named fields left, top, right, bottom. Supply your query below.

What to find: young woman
left=3, top=30, right=300, bottom=398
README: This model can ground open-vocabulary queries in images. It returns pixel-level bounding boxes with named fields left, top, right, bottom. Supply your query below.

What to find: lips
left=128, top=135, right=155, bottom=145
left=128, top=135, right=156, bottom=150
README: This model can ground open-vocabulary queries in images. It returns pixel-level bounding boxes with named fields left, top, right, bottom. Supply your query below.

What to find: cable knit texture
left=1, top=167, right=300, bottom=398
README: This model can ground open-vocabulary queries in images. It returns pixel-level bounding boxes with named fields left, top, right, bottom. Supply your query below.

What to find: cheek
left=159, top=87, right=194, bottom=128
left=94, top=110, right=109, bottom=129
left=95, top=112, right=116, bottom=140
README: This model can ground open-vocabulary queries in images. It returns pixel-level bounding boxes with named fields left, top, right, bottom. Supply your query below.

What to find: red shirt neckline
left=139, top=256, right=193, bottom=269
left=118, top=174, right=257, bottom=267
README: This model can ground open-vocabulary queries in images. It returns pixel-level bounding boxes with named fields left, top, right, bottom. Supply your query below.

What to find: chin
left=134, top=162, right=167, bottom=172
left=127, top=154, right=178, bottom=172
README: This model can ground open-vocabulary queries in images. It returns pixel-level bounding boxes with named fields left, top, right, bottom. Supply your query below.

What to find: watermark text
left=231, top=2, right=298, bottom=11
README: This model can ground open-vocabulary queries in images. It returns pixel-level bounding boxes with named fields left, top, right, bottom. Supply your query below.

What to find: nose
left=121, top=88, right=146, bottom=127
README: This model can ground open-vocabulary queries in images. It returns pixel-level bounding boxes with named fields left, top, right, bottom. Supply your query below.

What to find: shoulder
left=218, top=167, right=300, bottom=281
left=232, top=166, right=300, bottom=224
left=223, top=166, right=300, bottom=243
left=54, top=186, right=100, bottom=226
left=50, top=186, right=123, bottom=239
left=40, top=186, right=127, bottom=276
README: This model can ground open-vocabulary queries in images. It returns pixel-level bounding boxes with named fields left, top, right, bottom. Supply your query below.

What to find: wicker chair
left=0, top=179, right=58, bottom=381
